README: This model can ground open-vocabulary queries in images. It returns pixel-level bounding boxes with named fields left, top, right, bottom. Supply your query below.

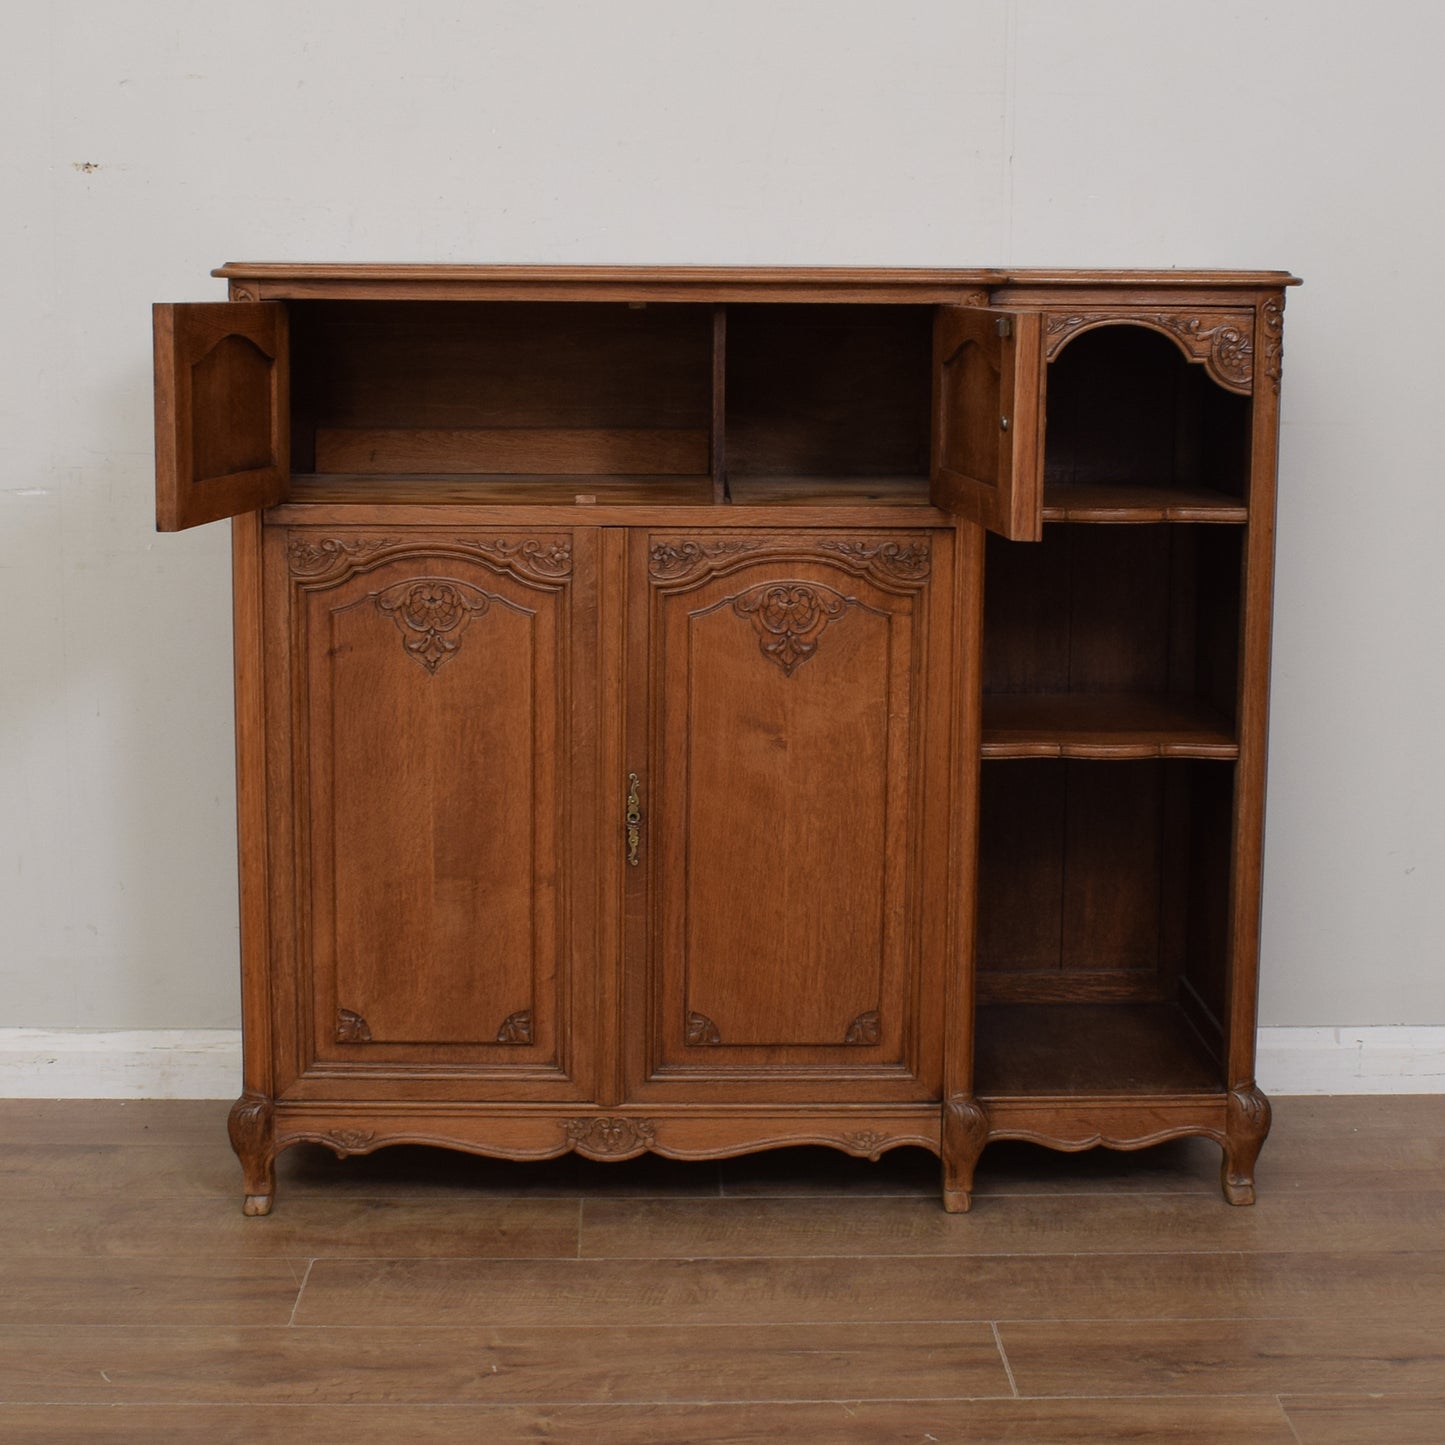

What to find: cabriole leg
left=1221, top=1083, right=1271, bottom=1206
left=227, top=1092, right=277, bottom=1216
left=941, top=1094, right=990, bottom=1213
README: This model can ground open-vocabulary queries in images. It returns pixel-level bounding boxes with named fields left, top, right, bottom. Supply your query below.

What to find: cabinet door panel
left=285, top=533, right=590, bottom=1093
left=932, top=306, right=1043, bottom=540
left=626, top=533, right=948, bottom=1100
left=154, top=302, right=289, bottom=530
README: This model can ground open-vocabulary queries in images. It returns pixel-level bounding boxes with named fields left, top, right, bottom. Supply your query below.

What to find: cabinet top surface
left=210, top=262, right=1301, bottom=299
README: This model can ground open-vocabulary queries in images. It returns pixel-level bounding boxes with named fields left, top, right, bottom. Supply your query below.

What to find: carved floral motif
left=649, top=539, right=763, bottom=580
left=336, top=1008, right=373, bottom=1043
left=458, top=537, right=573, bottom=580
left=1044, top=312, right=1255, bottom=392
left=326, top=1129, right=376, bottom=1151
left=288, top=536, right=398, bottom=577
left=732, top=583, right=848, bottom=676
left=495, top=1010, right=533, bottom=1045
left=564, top=1116, right=657, bottom=1155
left=817, top=538, right=931, bottom=582
left=374, top=578, right=492, bottom=673
left=847, top=1130, right=888, bottom=1159
left=686, top=1012, right=722, bottom=1045
left=843, top=1010, right=881, bottom=1045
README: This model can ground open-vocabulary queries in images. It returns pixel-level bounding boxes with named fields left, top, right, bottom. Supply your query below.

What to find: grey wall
left=2, top=1, right=1441, bottom=1028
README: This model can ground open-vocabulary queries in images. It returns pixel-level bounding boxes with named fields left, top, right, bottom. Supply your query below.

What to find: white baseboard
left=0, top=1026, right=1442, bottom=1099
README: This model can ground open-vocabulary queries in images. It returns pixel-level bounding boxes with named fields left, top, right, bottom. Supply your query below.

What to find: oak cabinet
left=155, top=264, right=1296, bottom=1213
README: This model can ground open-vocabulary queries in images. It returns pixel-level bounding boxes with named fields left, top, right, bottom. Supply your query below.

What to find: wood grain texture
left=0, top=1321, right=1007, bottom=1405
left=1281, top=1396, right=1445, bottom=1445
left=0, top=1398, right=1301, bottom=1445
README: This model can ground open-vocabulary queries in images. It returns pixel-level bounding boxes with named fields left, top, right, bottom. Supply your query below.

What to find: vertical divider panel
left=711, top=305, right=728, bottom=503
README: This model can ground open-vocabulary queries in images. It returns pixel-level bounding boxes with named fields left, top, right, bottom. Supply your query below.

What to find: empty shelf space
left=975, top=1002, right=1224, bottom=1099
left=981, top=693, right=1238, bottom=759
left=288, top=474, right=717, bottom=506
left=1042, top=481, right=1248, bottom=524
left=726, top=474, right=932, bottom=506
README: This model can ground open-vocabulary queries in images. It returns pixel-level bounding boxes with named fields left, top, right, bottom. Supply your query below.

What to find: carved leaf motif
left=288, top=536, right=399, bottom=577
left=732, top=583, right=849, bottom=676
left=458, top=537, right=573, bottom=580
left=374, top=578, right=492, bottom=673
left=649, top=539, right=764, bottom=580
left=564, top=1117, right=657, bottom=1156
left=336, top=1008, right=373, bottom=1043
left=227, top=1093, right=273, bottom=1156
left=1261, top=299, right=1284, bottom=395
left=843, top=1010, right=881, bottom=1045
left=1044, top=312, right=1254, bottom=391
left=817, top=538, right=931, bottom=582
left=686, top=1012, right=722, bottom=1045
left=495, top=1010, right=533, bottom=1045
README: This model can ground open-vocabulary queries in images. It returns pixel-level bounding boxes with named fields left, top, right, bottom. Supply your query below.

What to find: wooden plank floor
left=0, top=1097, right=1441, bottom=1443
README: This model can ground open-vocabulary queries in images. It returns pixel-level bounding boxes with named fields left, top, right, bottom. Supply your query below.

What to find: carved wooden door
left=932, top=306, right=1044, bottom=540
left=276, top=529, right=595, bottom=1101
left=621, top=531, right=951, bottom=1104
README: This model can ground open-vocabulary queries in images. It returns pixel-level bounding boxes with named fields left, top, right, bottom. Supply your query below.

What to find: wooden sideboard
left=153, top=263, right=1297, bottom=1213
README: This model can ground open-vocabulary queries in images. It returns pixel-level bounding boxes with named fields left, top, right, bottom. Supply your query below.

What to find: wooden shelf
left=1042, top=482, right=1247, bottom=524
left=727, top=474, right=932, bottom=506
left=288, top=474, right=718, bottom=506
left=975, top=1003, right=1223, bottom=1099
left=981, top=693, right=1238, bottom=759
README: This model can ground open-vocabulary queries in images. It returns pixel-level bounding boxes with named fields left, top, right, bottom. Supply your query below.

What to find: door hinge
left=995, top=316, right=1012, bottom=338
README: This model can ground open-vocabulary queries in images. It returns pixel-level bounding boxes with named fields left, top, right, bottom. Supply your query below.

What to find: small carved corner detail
left=686, top=1012, right=722, bottom=1045
left=458, top=537, right=573, bottom=581
left=843, top=1010, right=881, bottom=1045
left=231, top=285, right=258, bottom=303
left=288, top=536, right=399, bottom=579
left=943, top=1094, right=990, bottom=1156
left=817, top=538, right=931, bottom=583
left=649, top=539, right=763, bottom=581
left=732, top=582, right=849, bottom=676
left=336, top=1008, right=373, bottom=1043
left=1228, top=1083, right=1272, bottom=1139
left=564, top=1116, right=657, bottom=1157
left=374, top=578, right=492, bottom=673
left=227, top=1093, right=273, bottom=1157
left=496, top=1010, right=533, bottom=1045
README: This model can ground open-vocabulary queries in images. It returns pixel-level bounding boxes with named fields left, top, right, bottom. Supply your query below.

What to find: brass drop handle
left=625, top=772, right=643, bottom=867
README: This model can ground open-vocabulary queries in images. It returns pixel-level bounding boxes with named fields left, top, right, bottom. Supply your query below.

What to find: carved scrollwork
left=1260, top=298, right=1284, bottom=395
left=456, top=537, right=573, bottom=581
left=495, top=1010, right=533, bottom=1045
left=943, top=1094, right=990, bottom=1162
left=686, top=1012, right=722, bottom=1045
left=1045, top=311, right=1255, bottom=393
left=732, top=582, right=849, bottom=676
left=288, top=536, right=399, bottom=578
left=231, top=285, right=258, bottom=303
left=336, top=1008, right=373, bottom=1043
left=227, top=1093, right=273, bottom=1159
left=649, top=539, right=764, bottom=580
left=816, top=538, right=931, bottom=583
left=843, top=1010, right=881, bottom=1045
left=564, top=1116, right=657, bottom=1156
left=374, top=578, right=492, bottom=673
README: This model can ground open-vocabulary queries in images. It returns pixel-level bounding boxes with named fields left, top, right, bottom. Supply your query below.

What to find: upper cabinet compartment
left=1041, top=317, right=1253, bottom=524
left=154, top=302, right=289, bottom=531
left=291, top=301, right=716, bottom=504
left=724, top=304, right=934, bottom=506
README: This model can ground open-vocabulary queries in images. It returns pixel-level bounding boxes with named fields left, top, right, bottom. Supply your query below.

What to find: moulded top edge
left=211, top=262, right=1298, bottom=287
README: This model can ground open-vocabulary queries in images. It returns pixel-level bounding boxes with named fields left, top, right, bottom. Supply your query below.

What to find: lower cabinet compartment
left=974, top=757, right=1234, bottom=1099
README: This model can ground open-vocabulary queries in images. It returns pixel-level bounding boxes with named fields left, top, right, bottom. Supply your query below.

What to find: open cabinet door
left=931, top=307, right=1043, bottom=541
left=154, top=302, right=289, bottom=531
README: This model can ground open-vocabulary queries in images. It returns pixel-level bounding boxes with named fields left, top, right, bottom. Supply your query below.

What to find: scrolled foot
left=1221, top=1083, right=1271, bottom=1207
left=941, top=1094, right=989, bottom=1214
left=228, top=1092, right=277, bottom=1218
